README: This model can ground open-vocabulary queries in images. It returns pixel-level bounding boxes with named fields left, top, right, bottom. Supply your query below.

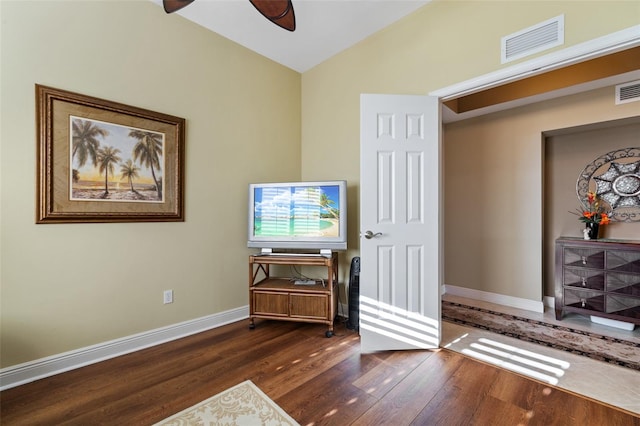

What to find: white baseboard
left=443, top=284, right=545, bottom=313
left=1, top=291, right=549, bottom=391
left=0, top=306, right=249, bottom=391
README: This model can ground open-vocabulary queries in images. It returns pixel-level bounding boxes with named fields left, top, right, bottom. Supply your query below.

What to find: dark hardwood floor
left=1, top=318, right=638, bottom=425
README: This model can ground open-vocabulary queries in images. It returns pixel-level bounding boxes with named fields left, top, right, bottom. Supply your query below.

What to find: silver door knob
left=363, top=230, right=382, bottom=239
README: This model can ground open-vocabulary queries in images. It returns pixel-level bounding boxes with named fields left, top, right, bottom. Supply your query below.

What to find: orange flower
left=572, top=192, right=610, bottom=226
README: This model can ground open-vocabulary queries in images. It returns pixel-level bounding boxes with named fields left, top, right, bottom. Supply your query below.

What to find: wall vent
left=616, top=80, right=640, bottom=105
left=501, top=15, right=564, bottom=64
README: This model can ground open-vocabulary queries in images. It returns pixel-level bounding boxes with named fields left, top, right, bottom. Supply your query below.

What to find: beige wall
left=2, top=0, right=639, bottom=369
left=301, top=0, right=639, bottom=298
left=0, top=1, right=301, bottom=367
left=544, top=117, right=640, bottom=296
left=445, top=88, right=640, bottom=301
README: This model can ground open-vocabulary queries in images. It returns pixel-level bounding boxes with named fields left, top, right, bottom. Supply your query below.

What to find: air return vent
left=616, top=80, right=640, bottom=105
left=501, top=15, right=564, bottom=63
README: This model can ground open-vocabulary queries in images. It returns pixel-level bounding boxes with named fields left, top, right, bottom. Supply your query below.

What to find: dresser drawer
left=564, top=247, right=605, bottom=269
left=563, top=288, right=605, bottom=313
left=607, top=250, right=640, bottom=273
left=607, top=272, right=640, bottom=297
left=606, top=294, right=640, bottom=319
left=563, top=268, right=605, bottom=291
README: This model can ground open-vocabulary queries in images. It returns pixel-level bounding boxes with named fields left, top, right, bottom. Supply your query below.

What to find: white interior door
left=359, top=94, right=442, bottom=352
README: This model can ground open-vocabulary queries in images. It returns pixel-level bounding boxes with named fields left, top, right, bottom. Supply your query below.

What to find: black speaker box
left=346, top=256, right=360, bottom=331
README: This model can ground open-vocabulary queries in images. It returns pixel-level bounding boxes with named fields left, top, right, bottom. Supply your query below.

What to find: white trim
left=443, top=284, right=544, bottom=313
left=433, top=26, right=640, bottom=310
left=0, top=306, right=249, bottom=391
left=430, top=25, right=640, bottom=100
left=543, top=296, right=555, bottom=309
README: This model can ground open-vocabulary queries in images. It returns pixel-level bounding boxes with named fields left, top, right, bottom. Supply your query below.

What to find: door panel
left=360, top=94, right=441, bottom=352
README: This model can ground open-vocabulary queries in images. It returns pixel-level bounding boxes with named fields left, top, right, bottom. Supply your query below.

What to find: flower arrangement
left=575, top=191, right=610, bottom=226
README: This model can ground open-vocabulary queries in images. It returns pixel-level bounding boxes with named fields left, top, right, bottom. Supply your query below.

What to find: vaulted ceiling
left=151, top=1, right=639, bottom=121
left=150, top=0, right=430, bottom=73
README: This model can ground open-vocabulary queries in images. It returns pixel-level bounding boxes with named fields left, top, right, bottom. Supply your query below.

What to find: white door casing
left=359, top=94, right=442, bottom=352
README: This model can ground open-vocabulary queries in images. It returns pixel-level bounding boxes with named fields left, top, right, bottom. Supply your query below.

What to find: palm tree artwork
left=69, top=117, right=165, bottom=202
left=129, top=130, right=163, bottom=199
left=96, top=146, right=122, bottom=197
left=72, top=118, right=108, bottom=170
left=120, top=159, right=141, bottom=193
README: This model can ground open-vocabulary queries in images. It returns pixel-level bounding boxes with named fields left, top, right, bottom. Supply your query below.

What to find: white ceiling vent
left=501, top=15, right=564, bottom=64
left=616, top=80, right=640, bottom=105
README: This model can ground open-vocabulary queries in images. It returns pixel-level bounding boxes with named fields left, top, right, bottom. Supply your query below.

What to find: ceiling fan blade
left=163, top=0, right=195, bottom=14
left=249, top=0, right=296, bottom=32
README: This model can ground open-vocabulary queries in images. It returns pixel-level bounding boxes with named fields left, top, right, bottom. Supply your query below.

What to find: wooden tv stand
left=249, top=253, right=338, bottom=337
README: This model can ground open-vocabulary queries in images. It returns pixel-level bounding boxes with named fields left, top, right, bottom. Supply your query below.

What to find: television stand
left=249, top=252, right=338, bottom=337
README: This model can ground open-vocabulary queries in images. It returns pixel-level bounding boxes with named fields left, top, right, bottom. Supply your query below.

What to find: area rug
left=155, top=380, right=300, bottom=426
left=442, top=301, right=640, bottom=371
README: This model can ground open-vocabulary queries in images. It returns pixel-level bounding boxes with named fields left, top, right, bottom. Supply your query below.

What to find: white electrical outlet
left=163, top=290, right=173, bottom=304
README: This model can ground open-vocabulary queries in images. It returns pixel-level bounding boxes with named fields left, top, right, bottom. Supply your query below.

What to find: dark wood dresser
left=555, top=237, right=640, bottom=324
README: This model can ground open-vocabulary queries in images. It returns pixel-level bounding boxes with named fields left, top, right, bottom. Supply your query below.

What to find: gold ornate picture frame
left=36, top=85, right=185, bottom=223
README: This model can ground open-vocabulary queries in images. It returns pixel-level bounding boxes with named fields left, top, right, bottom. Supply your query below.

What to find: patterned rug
left=442, top=301, right=640, bottom=371
left=155, top=380, right=299, bottom=426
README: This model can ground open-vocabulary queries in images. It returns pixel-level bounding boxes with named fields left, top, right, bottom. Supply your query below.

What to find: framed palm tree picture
left=36, top=85, right=185, bottom=223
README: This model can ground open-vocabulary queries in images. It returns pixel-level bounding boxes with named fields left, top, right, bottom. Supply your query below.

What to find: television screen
left=248, top=181, right=347, bottom=252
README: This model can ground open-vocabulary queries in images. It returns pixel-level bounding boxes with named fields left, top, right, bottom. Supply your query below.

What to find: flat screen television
left=248, top=180, right=347, bottom=254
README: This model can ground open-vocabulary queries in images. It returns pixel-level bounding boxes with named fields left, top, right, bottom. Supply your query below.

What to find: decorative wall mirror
left=576, top=147, right=640, bottom=223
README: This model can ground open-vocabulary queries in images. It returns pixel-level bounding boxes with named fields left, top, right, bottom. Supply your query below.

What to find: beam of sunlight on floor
left=443, top=327, right=573, bottom=385
left=442, top=332, right=469, bottom=348
left=462, top=347, right=561, bottom=385
left=458, top=336, right=574, bottom=385
left=468, top=342, right=566, bottom=377
left=461, top=337, right=571, bottom=385
left=477, top=338, right=570, bottom=369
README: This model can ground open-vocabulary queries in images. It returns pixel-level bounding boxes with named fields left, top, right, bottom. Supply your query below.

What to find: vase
left=585, top=222, right=599, bottom=240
